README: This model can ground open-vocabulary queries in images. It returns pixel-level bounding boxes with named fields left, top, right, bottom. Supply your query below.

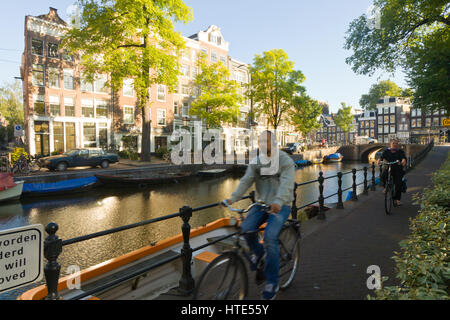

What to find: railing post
left=352, top=169, right=358, bottom=201
left=318, top=172, right=326, bottom=220
left=291, top=183, right=298, bottom=220
left=371, top=162, right=376, bottom=191
left=178, top=206, right=195, bottom=295
left=337, top=172, right=344, bottom=209
left=363, top=167, right=368, bottom=195
left=44, top=223, right=62, bottom=300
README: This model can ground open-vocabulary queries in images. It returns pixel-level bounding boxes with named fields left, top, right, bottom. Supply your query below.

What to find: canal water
left=0, top=161, right=373, bottom=299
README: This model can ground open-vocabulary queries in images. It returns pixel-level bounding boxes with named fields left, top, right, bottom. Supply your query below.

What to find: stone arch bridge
left=337, top=144, right=427, bottom=163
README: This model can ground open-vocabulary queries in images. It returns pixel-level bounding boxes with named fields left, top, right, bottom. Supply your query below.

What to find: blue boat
left=295, top=160, right=312, bottom=167
left=324, top=153, right=344, bottom=163
left=20, top=176, right=98, bottom=197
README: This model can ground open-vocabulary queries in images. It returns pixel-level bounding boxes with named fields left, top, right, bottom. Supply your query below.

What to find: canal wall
left=292, top=147, right=340, bottom=161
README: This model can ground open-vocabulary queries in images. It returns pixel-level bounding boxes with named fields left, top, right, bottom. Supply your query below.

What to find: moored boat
left=323, top=153, right=344, bottom=163
left=294, top=160, right=312, bottom=167
left=197, top=169, right=228, bottom=178
left=19, top=218, right=239, bottom=300
left=95, top=172, right=192, bottom=187
left=20, top=176, right=98, bottom=197
left=0, top=173, right=24, bottom=202
left=311, top=158, right=323, bottom=165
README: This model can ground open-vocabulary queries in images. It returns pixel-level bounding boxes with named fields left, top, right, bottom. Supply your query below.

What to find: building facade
left=20, top=8, right=268, bottom=156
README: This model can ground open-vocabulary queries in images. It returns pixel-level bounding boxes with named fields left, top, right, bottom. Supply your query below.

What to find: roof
left=35, top=7, right=67, bottom=26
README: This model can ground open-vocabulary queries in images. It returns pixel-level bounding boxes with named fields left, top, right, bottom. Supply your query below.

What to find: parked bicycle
left=382, top=160, right=400, bottom=215
left=193, top=200, right=301, bottom=300
left=11, top=154, right=42, bottom=174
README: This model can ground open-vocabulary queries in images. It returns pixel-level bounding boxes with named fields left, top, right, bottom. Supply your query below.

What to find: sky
left=0, top=0, right=408, bottom=113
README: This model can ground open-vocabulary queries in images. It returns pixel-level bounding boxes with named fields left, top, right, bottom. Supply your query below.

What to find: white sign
left=0, top=224, right=44, bottom=293
left=14, top=124, right=24, bottom=137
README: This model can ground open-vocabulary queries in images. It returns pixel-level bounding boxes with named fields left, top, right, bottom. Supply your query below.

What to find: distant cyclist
left=224, top=130, right=295, bottom=300
left=377, top=139, right=407, bottom=207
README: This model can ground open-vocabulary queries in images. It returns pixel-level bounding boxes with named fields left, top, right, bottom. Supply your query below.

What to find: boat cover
left=326, top=153, right=342, bottom=159
left=22, top=176, right=98, bottom=193
left=295, top=160, right=311, bottom=165
left=0, top=173, right=17, bottom=191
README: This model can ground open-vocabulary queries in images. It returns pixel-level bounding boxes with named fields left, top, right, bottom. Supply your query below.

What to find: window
left=433, top=117, right=439, bottom=126
left=82, top=99, right=94, bottom=118
left=123, top=78, right=134, bottom=97
left=192, top=67, right=198, bottom=79
left=426, top=118, right=431, bottom=127
left=99, top=123, right=108, bottom=149
left=65, top=122, right=76, bottom=151
left=63, top=69, right=74, bottom=90
left=31, top=39, right=43, bottom=56
left=174, top=101, right=179, bottom=116
left=390, top=125, right=395, bottom=133
left=157, top=85, right=166, bottom=101
left=53, top=122, right=64, bottom=153
left=32, top=64, right=44, bottom=87
left=81, top=75, right=93, bottom=92
left=96, top=100, right=108, bottom=118
left=83, top=123, right=97, bottom=148
left=94, top=74, right=108, bottom=93
left=201, top=47, right=208, bottom=56
left=417, top=109, right=422, bottom=116
left=123, top=106, right=134, bottom=124
left=390, top=107, right=395, bottom=114
left=384, top=116, right=389, bottom=123
left=181, top=85, right=190, bottom=96
left=411, top=109, right=416, bottom=117
left=182, top=102, right=189, bottom=117
left=33, top=94, right=45, bottom=115
left=378, top=116, right=383, bottom=123
left=416, top=119, right=422, bottom=127
left=384, top=125, right=389, bottom=133
left=64, top=97, right=75, bottom=117
left=48, top=68, right=60, bottom=88
left=411, top=119, right=416, bottom=128
left=47, top=42, right=59, bottom=58
left=390, top=115, right=395, bottom=123
left=63, top=50, right=74, bottom=62
left=211, top=51, right=217, bottom=62
left=384, top=107, right=389, bottom=114
left=181, top=48, right=190, bottom=60
left=181, top=65, right=190, bottom=77
left=157, top=109, right=166, bottom=126
left=220, top=55, right=226, bottom=64
left=49, top=96, right=60, bottom=116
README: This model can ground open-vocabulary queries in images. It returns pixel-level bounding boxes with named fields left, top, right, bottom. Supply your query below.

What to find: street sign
left=0, top=224, right=44, bottom=293
left=14, top=124, right=24, bottom=137
left=443, top=119, right=450, bottom=127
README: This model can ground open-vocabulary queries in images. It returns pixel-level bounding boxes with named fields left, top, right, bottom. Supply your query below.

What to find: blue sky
left=0, top=0, right=407, bottom=113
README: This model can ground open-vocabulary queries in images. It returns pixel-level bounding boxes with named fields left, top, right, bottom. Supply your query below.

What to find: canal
left=0, top=161, right=373, bottom=299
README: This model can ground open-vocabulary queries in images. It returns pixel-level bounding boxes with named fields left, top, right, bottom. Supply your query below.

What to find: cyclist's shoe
left=261, top=283, right=279, bottom=300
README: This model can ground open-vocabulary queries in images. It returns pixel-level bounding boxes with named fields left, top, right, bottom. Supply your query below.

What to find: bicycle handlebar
left=381, top=160, right=400, bottom=165
left=221, top=200, right=270, bottom=215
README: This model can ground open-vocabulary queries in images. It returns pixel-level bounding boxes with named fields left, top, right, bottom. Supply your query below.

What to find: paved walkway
left=244, top=145, right=448, bottom=300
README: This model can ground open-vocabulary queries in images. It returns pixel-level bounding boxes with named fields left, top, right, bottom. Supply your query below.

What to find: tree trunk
left=141, top=102, right=152, bottom=162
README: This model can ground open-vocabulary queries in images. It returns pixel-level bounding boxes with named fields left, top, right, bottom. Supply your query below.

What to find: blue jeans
left=241, top=205, right=291, bottom=286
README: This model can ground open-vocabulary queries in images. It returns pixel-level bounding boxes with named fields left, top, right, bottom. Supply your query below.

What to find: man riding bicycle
left=377, top=139, right=407, bottom=207
left=224, top=130, right=295, bottom=300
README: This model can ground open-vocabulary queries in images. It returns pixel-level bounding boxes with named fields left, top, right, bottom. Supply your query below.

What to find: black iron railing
left=40, top=141, right=434, bottom=300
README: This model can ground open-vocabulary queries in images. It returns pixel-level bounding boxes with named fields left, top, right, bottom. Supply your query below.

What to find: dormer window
left=209, top=34, right=222, bottom=45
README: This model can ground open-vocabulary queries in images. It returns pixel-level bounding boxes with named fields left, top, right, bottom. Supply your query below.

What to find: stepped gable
left=36, top=7, right=67, bottom=26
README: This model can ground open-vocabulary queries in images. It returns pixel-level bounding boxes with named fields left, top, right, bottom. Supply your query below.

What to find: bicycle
left=11, top=154, right=42, bottom=174
left=382, top=160, right=400, bottom=215
left=193, top=200, right=301, bottom=300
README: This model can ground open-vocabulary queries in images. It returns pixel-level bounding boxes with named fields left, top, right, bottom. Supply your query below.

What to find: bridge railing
left=38, top=141, right=434, bottom=300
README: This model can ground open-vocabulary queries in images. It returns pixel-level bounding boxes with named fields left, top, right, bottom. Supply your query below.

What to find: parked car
left=355, top=136, right=378, bottom=145
left=282, top=142, right=303, bottom=155
left=39, top=148, right=119, bottom=172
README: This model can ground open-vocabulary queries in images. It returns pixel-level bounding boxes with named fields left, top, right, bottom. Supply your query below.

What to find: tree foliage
left=0, top=81, right=24, bottom=142
left=359, top=80, right=403, bottom=110
left=190, top=53, right=243, bottom=128
left=62, top=0, right=193, bottom=161
left=344, top=0, right=449, bottom=114
left=289, top=94, right=323, bottom=136
left=250, top=49, right=305, bottom=130
left=334, top=103, right=355, bottom=144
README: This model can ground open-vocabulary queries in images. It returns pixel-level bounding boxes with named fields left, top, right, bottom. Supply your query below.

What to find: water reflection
left=0, top=161, right=373, bottom=292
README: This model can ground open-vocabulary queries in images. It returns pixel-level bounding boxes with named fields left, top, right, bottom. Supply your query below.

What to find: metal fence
left=38, top=141, right=434, bottom=300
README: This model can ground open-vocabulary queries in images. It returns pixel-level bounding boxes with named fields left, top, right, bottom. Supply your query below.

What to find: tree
left=250, top=49, right=305, bottom=132
left=334, top=103, right=355, bottom=145
left=62, top=0, right=193, bottom=161
left=344, top=0, right=449, bottom=114
left=190, top=53, right=243, bottom=128
left=289, top=94, right=323, bottom=138
left=0, top=81, right=24, bottom=142
left=359, top=80, right=403, bottom=110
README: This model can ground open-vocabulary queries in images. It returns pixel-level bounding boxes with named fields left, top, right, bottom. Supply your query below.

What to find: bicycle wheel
left=278, top=226, right=301, bottom=290
left=384, top=183, right=393, bottom=215
left=193, top=252, right=248, bottom=300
